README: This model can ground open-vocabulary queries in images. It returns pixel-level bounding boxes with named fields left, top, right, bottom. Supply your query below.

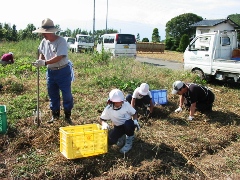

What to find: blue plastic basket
left=231, top=57, right=240, bottom=61
left=150, top=90, right=168, bottom=105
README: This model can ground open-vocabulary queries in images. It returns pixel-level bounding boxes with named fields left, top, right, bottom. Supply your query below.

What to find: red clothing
left=1, top=53, right=14, bottom=63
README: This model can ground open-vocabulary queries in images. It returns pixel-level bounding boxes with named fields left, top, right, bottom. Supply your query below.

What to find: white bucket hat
left=32, top=18, right=59, bottom=33
left=139, top=83, right=149, bottom=95
left=109, top=89, right=125, bottom=102
left=172, top=81, right=184, bottom=94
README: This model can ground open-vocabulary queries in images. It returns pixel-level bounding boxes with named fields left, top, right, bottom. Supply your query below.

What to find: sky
left=1, top=0, right=240, bottom=41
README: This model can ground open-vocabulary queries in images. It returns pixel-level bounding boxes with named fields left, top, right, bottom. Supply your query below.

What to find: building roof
left=190, top=19, right=239, bottom=28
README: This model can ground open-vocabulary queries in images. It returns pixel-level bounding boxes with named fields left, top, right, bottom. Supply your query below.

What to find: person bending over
left=172, top=80, right=215, bottom=120
left=126, top=83, right=154, bottom=117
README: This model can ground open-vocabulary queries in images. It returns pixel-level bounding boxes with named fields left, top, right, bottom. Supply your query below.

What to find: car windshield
left=78, top=36, right=93, bottom=43
left=68, top=38, right=75, bottom=43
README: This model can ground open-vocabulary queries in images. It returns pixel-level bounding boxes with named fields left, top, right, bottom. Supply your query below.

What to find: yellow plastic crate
left=59, top=124, right=108, bottom=159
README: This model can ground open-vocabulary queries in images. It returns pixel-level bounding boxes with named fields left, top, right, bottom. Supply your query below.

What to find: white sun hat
left=109, top=89, right=125, bottom=102
left=138, top=83, right=149, bottom=95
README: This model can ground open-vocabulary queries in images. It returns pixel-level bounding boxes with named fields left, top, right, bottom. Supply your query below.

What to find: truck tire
left=192, top=69, right=213, bottom=82
left=192, top=69, right=205, bottom=80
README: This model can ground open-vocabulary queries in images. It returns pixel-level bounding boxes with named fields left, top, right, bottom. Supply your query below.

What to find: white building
left=191, top=18, right=239, bottom=37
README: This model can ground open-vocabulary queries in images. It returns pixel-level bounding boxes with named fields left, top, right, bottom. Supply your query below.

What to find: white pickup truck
left=64, top=37, right=75, bottom=49
left=68, top=34, right=94, bottom=53
left=184, top=30, right=240, bottom=82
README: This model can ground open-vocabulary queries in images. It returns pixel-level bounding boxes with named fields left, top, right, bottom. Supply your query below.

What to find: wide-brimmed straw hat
left=32, top=18, right=59, bottom=33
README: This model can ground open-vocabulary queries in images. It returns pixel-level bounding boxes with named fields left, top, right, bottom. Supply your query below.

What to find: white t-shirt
left=100, top=101, right=136, bottom=126
left=38, top=36, right=69, bottom=68
left=132, top=87, right=152, bottom=99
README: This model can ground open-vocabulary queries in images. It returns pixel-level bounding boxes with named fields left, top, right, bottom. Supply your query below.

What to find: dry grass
left=137, top=50, right=184, bottom=62
left=1, top=51, right=240, bottom=179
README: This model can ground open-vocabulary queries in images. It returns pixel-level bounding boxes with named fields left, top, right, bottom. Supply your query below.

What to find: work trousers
left=46, top=64, right=73, bottom=112
left=108, top=119, right=135, bottom=145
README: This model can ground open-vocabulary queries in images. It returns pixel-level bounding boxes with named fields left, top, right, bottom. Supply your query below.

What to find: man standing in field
left=32, top=18, right=74, bottom=124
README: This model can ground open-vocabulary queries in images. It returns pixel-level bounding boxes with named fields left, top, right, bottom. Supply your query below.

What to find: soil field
left=1, top=50, right=240, bottom=179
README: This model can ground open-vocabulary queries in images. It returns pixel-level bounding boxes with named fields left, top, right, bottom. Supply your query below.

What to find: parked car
left=183, top=30, right=240, bottom=82
left=68, top=34, right=94, bottom=53
left=64, top=37, right=75, bottom=49
left=97, top=33, right=137, bottom=58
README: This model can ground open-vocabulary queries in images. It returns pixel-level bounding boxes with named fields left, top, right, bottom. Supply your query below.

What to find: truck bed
left=213, top=58, right=240, bottom=73
left=214, top=58, right=240, bottom=63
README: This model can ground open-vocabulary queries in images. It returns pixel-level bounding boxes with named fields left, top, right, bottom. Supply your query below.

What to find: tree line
left=164, top=13, right=240, bottom=52
left=1, top=13, right=239, bottom=52
left=0, top=22, right=118, bottom=43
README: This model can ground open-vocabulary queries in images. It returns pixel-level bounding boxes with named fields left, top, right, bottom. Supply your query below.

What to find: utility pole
left=106, top=0, right=108, bottom=34
left=93, top=0, right=95, bottom=46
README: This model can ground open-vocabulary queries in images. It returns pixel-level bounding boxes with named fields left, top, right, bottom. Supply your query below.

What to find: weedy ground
left=0, top=43, right=240, bottom=180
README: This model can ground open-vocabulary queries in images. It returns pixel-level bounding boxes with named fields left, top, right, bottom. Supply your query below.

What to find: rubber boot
left=64, top=110, right=72, bottom=124
left=120, top=135, right=134, bottom=153
left=116, top=135, right=126, bottom=147
left=47, top=110, right=60, bottom=123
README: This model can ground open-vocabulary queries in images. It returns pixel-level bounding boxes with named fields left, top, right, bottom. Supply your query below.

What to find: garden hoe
left=33, top=50, right=41, bottom=127
left=32, top=65, right=41, bottom=127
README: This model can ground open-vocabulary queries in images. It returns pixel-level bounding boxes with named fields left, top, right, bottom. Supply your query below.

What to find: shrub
left=178, top=34, right=190, bottom=52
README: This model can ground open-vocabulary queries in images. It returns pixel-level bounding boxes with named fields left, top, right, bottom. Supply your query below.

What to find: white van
left=63, top=37, right=75, bottom=49
left=96, top=33, right=137, bottom=58
left=69, top=34, right=94, bottom=53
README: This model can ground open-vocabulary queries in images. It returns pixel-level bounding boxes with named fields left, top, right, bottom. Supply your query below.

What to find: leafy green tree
left=228, top=14, right=240, bottom=41
left=165, top=37, right=174, bottom=50
left=142, top=38, right=149, bottom=42
left=136, top=33, right=140, bottom=42
left=64, top=29, right=72, bottom=37
left=152, top=28, right=160, bottom=43
left=166, top=13, right=202, bottom=50
left=81, top=30, right=89, bottom=35
left=105, top=28, right=118, bottom=34
left=11, top=24, right=18, bottom=41
left=228, top=14, right=240, bottom=26
left=72, top=28, right=82, bottom=37
left=177, top=34, right=190, bottom=52
left=55, top=24, right=60, bottom=30
left=88, top=30, right=92, bottom=36
left=26, top=24, right=38, bottom=39
left=0, top=23, right=6, bottom=41
left=18, top=24, right=38, bottom=40
left=3, top=23, right=12, bottom=41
